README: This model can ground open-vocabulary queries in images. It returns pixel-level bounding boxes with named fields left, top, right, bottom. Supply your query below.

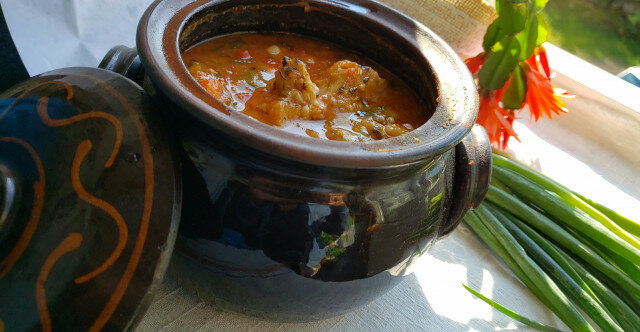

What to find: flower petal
left=465, top=53, right=487, bottom=75
left=524, top=65, right=568, bottom=122
left=476, top=90, right=519, bottom=150
left=537, top=46, right=551, bottom=79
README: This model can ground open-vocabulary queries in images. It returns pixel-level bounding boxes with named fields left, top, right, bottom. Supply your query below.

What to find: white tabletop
left=3, top=0, right=639, bottom=330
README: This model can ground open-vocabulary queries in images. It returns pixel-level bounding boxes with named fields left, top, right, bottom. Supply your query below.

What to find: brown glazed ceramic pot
left=0, top=0, right=492, bottom=328
left=111, top=0, right=491, bottom=321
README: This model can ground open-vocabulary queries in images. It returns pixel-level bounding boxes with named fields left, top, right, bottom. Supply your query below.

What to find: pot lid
left=0, top=67, right=181, bottom=331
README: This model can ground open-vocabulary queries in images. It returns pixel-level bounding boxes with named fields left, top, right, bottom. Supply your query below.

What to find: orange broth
left=182, top=33, right=428, bottom=141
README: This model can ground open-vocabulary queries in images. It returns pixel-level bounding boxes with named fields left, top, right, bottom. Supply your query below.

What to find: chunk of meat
left=245, top=57, right=328, bottom=126
left=273, top=56, right=320, bottom=106
left=245, top=58, right=413, bottom=138
left=325, top=60, right=387, bottom=101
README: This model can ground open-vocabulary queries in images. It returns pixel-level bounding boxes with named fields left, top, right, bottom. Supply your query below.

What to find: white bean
left=266, top=45, right=281, bottom=55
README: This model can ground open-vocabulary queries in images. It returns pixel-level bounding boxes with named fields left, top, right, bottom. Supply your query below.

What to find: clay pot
left=0, top=0, right=491, bottom=328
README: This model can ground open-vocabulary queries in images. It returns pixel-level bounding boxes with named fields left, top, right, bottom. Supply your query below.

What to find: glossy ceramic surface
left=169, top=122, right=455, bottom=320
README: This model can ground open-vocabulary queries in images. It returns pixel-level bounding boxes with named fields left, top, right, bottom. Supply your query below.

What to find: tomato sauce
left=182, top=33, right=428, bottom=141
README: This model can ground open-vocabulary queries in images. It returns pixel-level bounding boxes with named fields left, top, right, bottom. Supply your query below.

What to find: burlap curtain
left=378, top=0, right=497, bottom=59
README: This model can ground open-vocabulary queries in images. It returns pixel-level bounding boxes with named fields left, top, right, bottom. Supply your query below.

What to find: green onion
left=492, top=154, right=640, bottom=245
left=568, top=229, right=640, bottom=284
left=485, top=185, right=640, bottom=298
left=464, top=211, right=561, bottom=313
left=555, top=246, right=640, bottom=332
left=462, top=284, right=564, bottom=332
left=499, top=210, right=604, bottom=309
left=492, top=165, right=640, bottom=265
left=463, top=211, right=551, bottom=308
left=488, top=206, right=622, bottom=331
left=474, top=205, right=593, bottom=331
left=463, top=154, right=640, bottom=331
left=573, top=191, right=640, bottom=237
left=513, top=214, right=640, bottom=331
left=575, top=255, right=640, bottom=316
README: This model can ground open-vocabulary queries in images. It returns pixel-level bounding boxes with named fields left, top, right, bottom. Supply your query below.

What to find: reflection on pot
left=170, top=130, right=450, bottom=320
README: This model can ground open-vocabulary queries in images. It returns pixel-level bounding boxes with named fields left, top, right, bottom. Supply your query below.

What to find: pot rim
left=137, top=0, right=478, bottom=168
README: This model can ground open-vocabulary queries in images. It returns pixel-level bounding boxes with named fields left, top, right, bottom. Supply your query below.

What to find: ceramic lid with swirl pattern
left=0, top=67, right=181, bottom=331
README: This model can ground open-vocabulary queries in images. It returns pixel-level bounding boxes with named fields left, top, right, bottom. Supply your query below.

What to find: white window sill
left=544, top=42, right=640, bottom=112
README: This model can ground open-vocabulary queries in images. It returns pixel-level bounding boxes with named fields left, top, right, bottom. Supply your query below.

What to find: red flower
left=476, top=86, right=519, bottom=150
left=523, top=63, right=568, bottom=122
left=465, top=45, right=571, bottom=150
left=465, top=52, right=487, bottom=75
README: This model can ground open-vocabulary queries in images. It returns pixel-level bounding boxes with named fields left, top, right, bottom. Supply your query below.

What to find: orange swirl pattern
left=85, top=76, right=155, bottom=332
left=36, top=97, right=123, bottom=168
left=0, top=81, right=73, bottom=120
left=0, top=138, right=45, bottom=277
left=1, top=74, right=156, bottom=330
left=36, top=233, right=82, bottom=332
left=70, top=140, right=128, bottom=284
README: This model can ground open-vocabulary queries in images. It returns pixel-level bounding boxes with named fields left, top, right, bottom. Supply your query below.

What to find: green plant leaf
left=497, top=0, right=528, bottom=34
left=484, top=19, right=504, bottom=52
left=515, top=7, right=538, bottom=61
left=502, top=64, right=527, bottom=109
left=536, top=14, right=549, bottom=46
left=479, top=36, right=521, bottom=90
left=534, top=0, right=549, bottom=11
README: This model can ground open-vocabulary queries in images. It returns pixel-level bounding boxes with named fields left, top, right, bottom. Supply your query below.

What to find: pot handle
left=99, top=45, right=145, bottom=85
left=439, top=124, right=492, bottom=237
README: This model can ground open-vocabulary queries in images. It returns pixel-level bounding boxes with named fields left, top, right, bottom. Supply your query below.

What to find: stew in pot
left=182, top=33, right=428, bottom=141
